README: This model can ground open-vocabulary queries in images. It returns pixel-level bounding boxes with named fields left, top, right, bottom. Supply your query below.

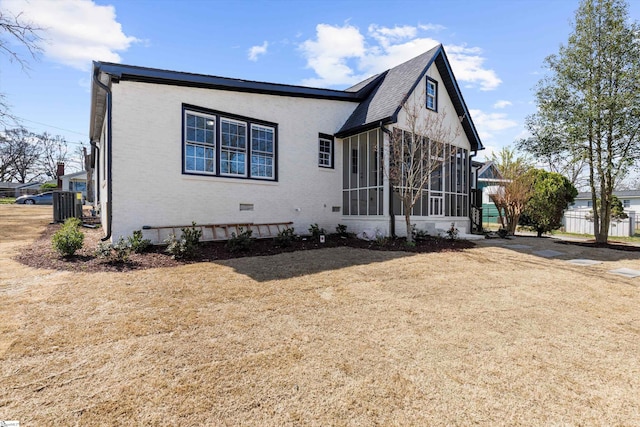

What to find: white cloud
left=469, top=109, right=518, bottom=142
left=493, top=100, right=512, bottom=109
left=299, top=23, right=366, bottom=86
left=1, top=0, right=138, bottom=70
left=445, top=44, right=501, bottom=91
left=299, top=23, right=501, bottom=91
left=419, top=23, right=446, bottom=32
left=248, top=41, right=268, bottom=61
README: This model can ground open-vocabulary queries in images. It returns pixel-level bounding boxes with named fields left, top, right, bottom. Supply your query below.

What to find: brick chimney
left=56, top=162, right=65, bottom=189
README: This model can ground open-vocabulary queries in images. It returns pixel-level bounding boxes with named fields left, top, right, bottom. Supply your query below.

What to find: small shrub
left=497, top=228, right=509, bottom=238
left=336, top=224, right=348, bottom=238
left=274, top=227, right=296, bottom=247
left=52, top=217, right=84, bottom=257
left=128, top=230, right=151, bottom=253
left=308, top=223, right=326, bottom=240
left=95, top=241, right=113, bottom=259
left=227, top=227, right=253, bottom=253
left=411, top=224, right=430, bottom=242
left=374, top=236, right=390, bottom=246
left=165, top=222, right=202, bottom=259
left=446, top=223, right=459, bottom=240
left=112, top=237, right=131, bottom=262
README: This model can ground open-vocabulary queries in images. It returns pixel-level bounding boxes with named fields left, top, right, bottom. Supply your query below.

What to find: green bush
left=52, top=217, right=84, bottom=257
left=112, top=237, right=131, bottom=262
left=445, top=223, right=459, bottom=240
left=411, top=225, right=430, bottom=242
left=165, top=222, right=202, bottom=259
left=40, top=183, right=58, bottom=191
left=274, top=227, right=296, bottom=247
left=336, top=224, right=348, bottom=238
left=226, top=227, right=253, bottom=253
left=95, top=241, right=113, bottom=259
left=128, top=230, right=151, bottom=253
left=308, top=223, right=326, bottom=240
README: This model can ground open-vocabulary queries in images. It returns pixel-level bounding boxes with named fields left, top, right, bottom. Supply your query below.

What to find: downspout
left=380, top=123, right=395, bottom=237
left=93, top=67, right=113, bottom=242
left=89, top=140, right=100, bottom=204
left=469, top=150, right=478, bottom=232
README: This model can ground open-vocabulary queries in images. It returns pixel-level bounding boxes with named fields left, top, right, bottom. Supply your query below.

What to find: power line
left=12, top=116, right=87, bottom=138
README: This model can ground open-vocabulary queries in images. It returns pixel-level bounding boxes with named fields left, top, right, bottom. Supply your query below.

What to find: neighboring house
left=473, top=161, right=506, bottom=224
left=89, top=44, right=483, bottom=243
left=572, top=190, right=640, bottom=213
left=0, top=182, right=22, bottom=198
left=15, top=182, right=50, bottom=197
left=60, top=170, right=88, bottom=198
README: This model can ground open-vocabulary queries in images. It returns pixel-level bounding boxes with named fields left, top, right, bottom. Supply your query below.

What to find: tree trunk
left=405, top=211, right=413, bottom=243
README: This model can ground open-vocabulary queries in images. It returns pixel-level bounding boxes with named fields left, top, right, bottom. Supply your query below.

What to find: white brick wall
left=108, top=82, right=359, bottom=243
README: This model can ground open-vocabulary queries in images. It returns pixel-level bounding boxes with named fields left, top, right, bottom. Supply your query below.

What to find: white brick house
left=89, top=44, right=483, bottom=243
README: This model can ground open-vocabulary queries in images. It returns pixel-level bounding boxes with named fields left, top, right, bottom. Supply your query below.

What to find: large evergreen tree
left=525, top=0, right=640, bottom=243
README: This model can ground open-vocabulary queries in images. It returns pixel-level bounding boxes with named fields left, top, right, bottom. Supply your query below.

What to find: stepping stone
left=567, top=259, right=602, bottom=266
left=503, top=244, right=532, bottom=249
left=533, top=249, right=565, bottom=258
left=608, top=268, right=640, bottom=278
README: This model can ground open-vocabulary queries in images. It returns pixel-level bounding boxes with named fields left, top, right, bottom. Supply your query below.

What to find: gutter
left=93, top=66, right=113, bottom=242
left=380, top=123, right=395, bottom=238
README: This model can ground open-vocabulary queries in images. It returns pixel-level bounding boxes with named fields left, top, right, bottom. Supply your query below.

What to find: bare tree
left=387, top=94, right=461, bottom=242
left=3, top=127, right=41, bottom=183
left=0, top=8, right=42, bottom=126
left=489, top=147, right=534, bottom=234
left=38, top=132, right=68, bottom=179
left=0, top=132, right=17, bottom=181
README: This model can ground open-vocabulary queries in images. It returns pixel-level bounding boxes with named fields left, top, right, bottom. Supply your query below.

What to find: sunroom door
left=429, top=161, right=444, bottom=216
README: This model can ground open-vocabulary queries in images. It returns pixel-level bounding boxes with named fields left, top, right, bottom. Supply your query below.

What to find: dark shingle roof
left=335, top=44, right=483, bottom=152
left=92, top=46, right=483, bottom=152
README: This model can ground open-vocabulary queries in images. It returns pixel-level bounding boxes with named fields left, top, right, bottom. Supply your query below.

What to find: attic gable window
left=426, top=78, right=438, bottom=111
left=183, top=105, right=277, bottom=181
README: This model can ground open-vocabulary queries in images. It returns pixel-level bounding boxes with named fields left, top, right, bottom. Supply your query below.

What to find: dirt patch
left=15, top=223, right=474, bottom=273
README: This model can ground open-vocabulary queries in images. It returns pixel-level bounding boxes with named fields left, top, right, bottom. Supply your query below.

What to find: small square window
left=623, top=199, right=631, bottom=208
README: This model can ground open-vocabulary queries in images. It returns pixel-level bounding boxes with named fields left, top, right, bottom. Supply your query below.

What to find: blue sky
left=2, top=0, right=639, bottom=172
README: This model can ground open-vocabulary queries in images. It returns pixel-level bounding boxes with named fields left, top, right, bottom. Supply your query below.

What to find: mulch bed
left=15, top=223, right=475, bottom=273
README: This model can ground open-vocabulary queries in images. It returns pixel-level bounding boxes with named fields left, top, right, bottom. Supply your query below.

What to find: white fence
left=563, top=209, right=635, bottom=237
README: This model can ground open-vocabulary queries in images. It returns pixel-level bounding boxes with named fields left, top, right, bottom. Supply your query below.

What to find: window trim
left=426, top=77, right=438, bottom=112
left=318, top=133, right=334, bottom=169
left=182, top=104, right=278, bottom=181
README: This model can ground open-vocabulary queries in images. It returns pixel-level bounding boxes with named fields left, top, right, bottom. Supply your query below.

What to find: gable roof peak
left=336, top=44, right=483, bottom=152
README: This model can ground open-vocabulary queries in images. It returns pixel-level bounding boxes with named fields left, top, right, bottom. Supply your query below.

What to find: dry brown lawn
left=1, top=204, right=639, bottom=425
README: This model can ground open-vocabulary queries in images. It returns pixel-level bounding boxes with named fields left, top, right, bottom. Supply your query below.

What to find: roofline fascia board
left=94, top=62, right=365, bottom=102
left=334, top=117, right=395, bottom=138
